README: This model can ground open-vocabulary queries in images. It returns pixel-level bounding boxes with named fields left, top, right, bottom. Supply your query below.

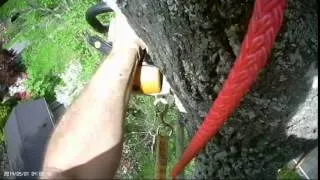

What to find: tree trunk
left=119, top=0, right=318, bottom=179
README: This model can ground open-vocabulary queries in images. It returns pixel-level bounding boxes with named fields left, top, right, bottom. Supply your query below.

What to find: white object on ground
left=9, top=41, right=30, bottom=57
left=8, top=76, right=27, bottom=96
left=54, top=61, right=85, bottom=107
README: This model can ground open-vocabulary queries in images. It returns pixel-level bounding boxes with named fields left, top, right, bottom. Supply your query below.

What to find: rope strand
left=172, top=0, right=287, bottom=177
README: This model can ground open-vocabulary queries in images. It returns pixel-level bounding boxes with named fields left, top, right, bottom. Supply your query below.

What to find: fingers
left=107, top=11, right=147, bottom=51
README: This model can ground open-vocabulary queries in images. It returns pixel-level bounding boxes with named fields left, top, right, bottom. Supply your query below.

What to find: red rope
left=172, top=0, right=287, bottom=177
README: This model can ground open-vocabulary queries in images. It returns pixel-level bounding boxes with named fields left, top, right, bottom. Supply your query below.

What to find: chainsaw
left=85, top=1, right=169, bottom=95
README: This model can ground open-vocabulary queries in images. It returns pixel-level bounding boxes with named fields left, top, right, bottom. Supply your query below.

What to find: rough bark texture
left=119, top=0, right=318, bottom=179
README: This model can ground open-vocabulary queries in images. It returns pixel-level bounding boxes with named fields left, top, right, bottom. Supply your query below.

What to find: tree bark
left=119, top=0, right=318, bottom=179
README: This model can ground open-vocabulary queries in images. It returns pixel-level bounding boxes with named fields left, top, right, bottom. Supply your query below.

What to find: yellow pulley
left=133, top=62, right=163, bottom=95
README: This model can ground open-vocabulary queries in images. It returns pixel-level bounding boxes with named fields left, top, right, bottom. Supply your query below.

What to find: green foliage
left=0, top=0, right=28, bottom=20
left=0, top=0, right=65, bottom=20
left=27, top=74, right=61, bottom=102
left=97, top=12, right=115, bottom=26
left=0, top=105, right=11, bottom=130
left=140, top=155, right=155, bottom=178
left=0, top=105, right=12, bottom=144
left=37, top=0, right=64, bottom=9
left=1, top=0, right=107, bottom=101
left=125, top=95, right=191, bottom=179
left=278, top=167, right=301, bottom=180
left=1, top=0, right=193, bottom=178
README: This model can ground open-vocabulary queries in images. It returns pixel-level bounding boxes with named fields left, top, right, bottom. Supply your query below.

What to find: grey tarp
left=4, top=98, right=55, bottom=179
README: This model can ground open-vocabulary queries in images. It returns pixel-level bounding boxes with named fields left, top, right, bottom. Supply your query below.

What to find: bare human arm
left=42, top=13, right=144, bottom=179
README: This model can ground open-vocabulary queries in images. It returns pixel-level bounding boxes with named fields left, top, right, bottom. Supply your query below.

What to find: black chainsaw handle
left=86, top=2, right=113, bottom=33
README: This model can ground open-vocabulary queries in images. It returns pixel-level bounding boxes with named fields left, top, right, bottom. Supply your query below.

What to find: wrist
left=91, top=46, right=140, bottom=96
left=111, top=42, right=140, bottom=55
left=109, top=45, right=144, bottom=64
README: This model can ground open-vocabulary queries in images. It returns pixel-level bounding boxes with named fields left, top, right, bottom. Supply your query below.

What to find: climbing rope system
left=172, top=0, right=288, bottom=177
left=154, top=97, right=174, bottom=179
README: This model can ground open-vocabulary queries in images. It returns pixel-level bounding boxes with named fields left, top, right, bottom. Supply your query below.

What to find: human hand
left=107, top=11, right=146, bottom=53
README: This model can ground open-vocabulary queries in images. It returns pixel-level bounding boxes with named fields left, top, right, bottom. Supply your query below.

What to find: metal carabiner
left=156, top=103, right=174, bottom=137
left=156, top=124, right=173, bottom=137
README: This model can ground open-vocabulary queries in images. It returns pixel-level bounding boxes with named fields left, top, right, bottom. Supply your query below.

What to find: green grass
left=1, top=1, right=193, bottom=178
left=278, top=167, right=301, bottom=180
left=124, top=95, right=194, bottom=179
left=0, top=1, right=28, bottom=20
left=126, top=95, right=180, bottom=179
left=1, top=0, right=105, bottom=102
left=0, top=104, right=12, bottom=144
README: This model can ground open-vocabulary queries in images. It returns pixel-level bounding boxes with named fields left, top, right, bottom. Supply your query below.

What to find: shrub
left=0, top=104, right=12, bottom=143
left=0, top=45, right=21, bottom=87
left=0, top=105, right=10, bottom=129
left=2, top=0, right=105, bottom=102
